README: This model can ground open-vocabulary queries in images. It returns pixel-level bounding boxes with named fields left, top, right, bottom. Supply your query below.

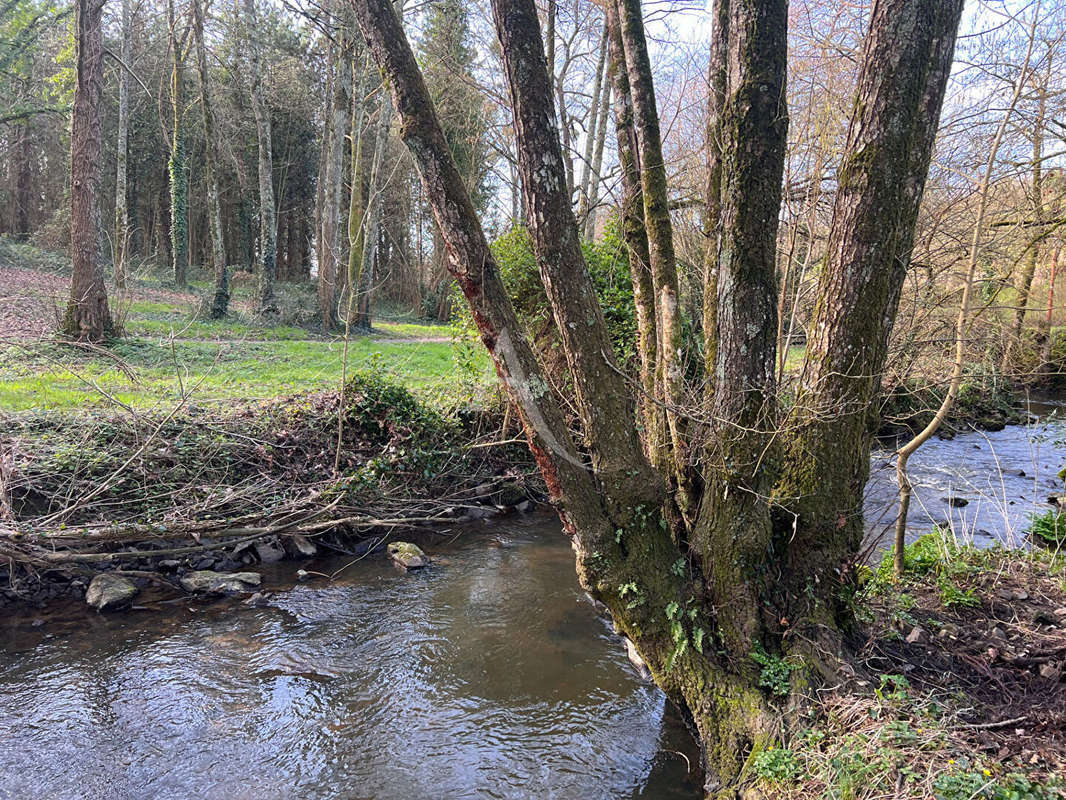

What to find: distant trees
left=420, top=0, right=489, bottom=319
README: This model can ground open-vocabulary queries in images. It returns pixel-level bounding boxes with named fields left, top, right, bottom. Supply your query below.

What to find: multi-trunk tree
left=349, top=0, right=964, bottom=794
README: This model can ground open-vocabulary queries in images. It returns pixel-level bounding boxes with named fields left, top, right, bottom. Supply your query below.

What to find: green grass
left=124, top=316, right=312, bottom=341
left=372, top=320, right=454, bottom=339
left=0, top=335, right=492, bottom=411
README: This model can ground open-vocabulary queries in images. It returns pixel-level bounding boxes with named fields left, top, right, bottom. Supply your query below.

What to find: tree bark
left=691, top=0, right=788, bottom=656
left=113, top=0, right=131, bottom=291
left=583, top=77, right=611, bottom=240
left=241, top=0, right=278, bottom=314
left=576, top=22, right=607, bottom=231
left=193, top=0, right=229, bottom=317
left=63, top=0, right=113, bottom=342
left=318, top=23, right=351, bottom=332
left=605, top=1, right=661, bottom=468
left=614, top=0, right=687, bottom=493
left=168, top=0, right=190, bottom=289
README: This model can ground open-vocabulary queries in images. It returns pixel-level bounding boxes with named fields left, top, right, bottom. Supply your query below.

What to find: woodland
left=2, top=0, right=1066, bottom=797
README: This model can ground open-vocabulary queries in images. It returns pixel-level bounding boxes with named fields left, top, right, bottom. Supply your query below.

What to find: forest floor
left=752, top=533, right=1066, bottom=799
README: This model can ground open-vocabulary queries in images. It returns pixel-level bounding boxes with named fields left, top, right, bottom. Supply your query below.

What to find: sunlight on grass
left=0, top=336, right=492, bottom=411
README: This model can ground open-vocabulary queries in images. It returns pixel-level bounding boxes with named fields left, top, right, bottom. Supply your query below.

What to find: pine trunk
left=64, top=0, right=113, bottom=342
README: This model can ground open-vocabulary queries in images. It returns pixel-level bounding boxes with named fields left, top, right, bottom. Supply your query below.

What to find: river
left=2, top=406, right=1065, bottom=800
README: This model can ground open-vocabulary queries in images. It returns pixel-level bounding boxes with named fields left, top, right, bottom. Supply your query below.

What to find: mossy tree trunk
left=192, top=0, right=229, bottom=317
left=615, top=0, right=687, bottom=491
left=350, top=0, right=964, bottom=794
left=167, top=0, right=190, bottom=289
left=64, top=0, right=113, bottom=342
left=604, top=2, right=662, bottom=470
left=113, top=0, right=131, bottom=292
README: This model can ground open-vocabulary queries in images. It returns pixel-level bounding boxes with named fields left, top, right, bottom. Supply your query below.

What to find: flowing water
left=0, top=514, right=702, bottom=800
left=3, top=404, right=1066, bottom=800
left=864, top=396, right=1066, bottom=553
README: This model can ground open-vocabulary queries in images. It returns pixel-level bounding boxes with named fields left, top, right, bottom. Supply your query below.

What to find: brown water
left=0, top=513, right=701, bottom=800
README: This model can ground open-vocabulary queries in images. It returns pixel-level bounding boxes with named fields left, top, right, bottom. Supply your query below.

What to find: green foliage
left=933, top=770, right=1065, bottom=800
left=618, top=581, right=645, bottom=610
left=1028, top=509, right=1066, bottom=547
left=750, top=644, right=794, bottom=697
left=937, top=579, right=981, bottom=609
left=752, top=746, right=799, bottom=783
left=488, top=221, right=638, bottom=362
left=868, top=531, right=988, bottom=612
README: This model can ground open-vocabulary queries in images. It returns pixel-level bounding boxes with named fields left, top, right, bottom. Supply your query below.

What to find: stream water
left=0, top=514, right=702, bottom=800
left=3, top=404, right=1066, bottom=800
left=864, top=396, right=1066, bottom=553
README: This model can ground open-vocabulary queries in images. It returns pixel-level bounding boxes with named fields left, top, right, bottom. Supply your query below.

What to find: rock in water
left=387, top=542, right=428, bottom=569
left=180, top=570, right=262, bottom=594
left=288, top=534, right=317, bottom=557
left=254, top=539, right=286, bottom=564
left=86, top=573, right=139, bottom=611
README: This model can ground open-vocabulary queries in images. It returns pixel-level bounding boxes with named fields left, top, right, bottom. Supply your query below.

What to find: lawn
left=0, top=334, right=492, bottom=411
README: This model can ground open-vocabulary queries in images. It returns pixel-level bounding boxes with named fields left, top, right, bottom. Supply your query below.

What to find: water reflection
left=0, top=514, right=701, bottom=800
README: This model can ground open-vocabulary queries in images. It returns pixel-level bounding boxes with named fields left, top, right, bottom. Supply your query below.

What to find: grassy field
left=0, top=248, right=490, bottom=412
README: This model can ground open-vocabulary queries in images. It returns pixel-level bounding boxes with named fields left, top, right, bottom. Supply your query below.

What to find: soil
left=861, top=558, right=1066, bottom=774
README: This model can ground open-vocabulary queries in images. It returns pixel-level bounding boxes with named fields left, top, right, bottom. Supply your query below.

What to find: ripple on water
left=0, top=515, right=700, bottom=800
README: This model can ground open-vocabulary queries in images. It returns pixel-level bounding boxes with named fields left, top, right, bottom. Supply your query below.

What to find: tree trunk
left=692, top=0, right=788, bottom=658
left=168, top=0, right=189, bottom=289
left=12, top=122, right=33, bottom=238
left=241, top=0, right=278, bottom=314
left=319, top=25, right=352, bottom=331
left=63, top=0, right=113, bottom=342
left=192, top=0, right=229, bottom=317
left=583, top=74, right=611, bottom=240
left=114, top=0, right=131, bottom=291
left=577, top=22, right=607, bottom=233
left=354, top=84, right=393, bottom=330
left=778, top=0, right=965, bottom=624
left=615, top=0, right=687, bottom=495
left=1005, top=54, right=1049, bottom=375
left=606, top=2, right=661, bottom=468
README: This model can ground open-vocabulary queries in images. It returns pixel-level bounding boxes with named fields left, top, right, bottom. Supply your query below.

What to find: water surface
left=0, top=514, right=701, bottom=800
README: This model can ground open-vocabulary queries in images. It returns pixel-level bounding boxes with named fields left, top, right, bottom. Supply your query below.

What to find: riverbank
left=0, top=368, right=542, bottom=608
left=748, top=534, right=1066, bottom=798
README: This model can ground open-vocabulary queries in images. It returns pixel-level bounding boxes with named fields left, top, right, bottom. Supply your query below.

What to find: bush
left=488, top=220, right=638, bottom=361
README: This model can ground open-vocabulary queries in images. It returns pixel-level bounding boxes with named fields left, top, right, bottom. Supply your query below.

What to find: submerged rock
left=86, top=573, right=139, bottom=611
left=387, top=542, right=428, bottom=569
left=180, top=570, right=261, bottom=594
left=625, top=638, right=652, bottom=681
